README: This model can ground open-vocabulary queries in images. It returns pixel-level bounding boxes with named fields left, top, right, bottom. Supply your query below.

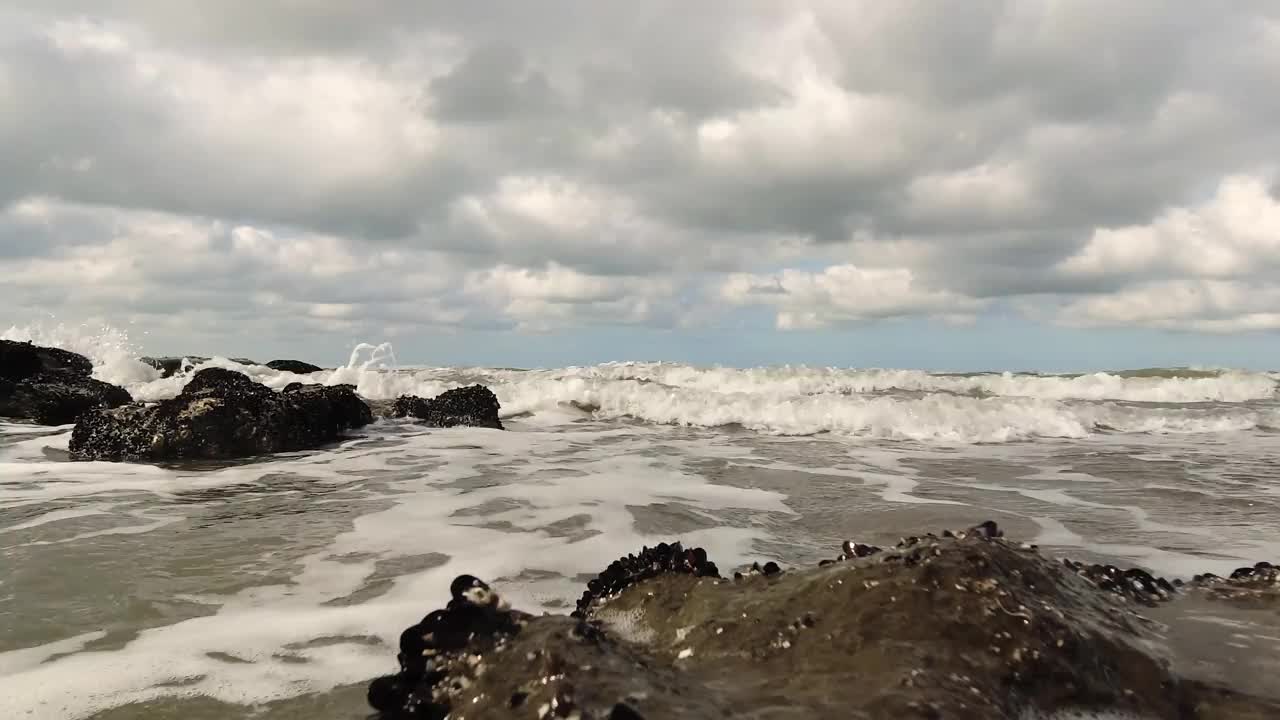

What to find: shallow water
left=1, top=333, right=1279, bottom=718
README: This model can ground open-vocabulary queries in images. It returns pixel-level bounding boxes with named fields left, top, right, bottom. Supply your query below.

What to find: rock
left=391, top=385, right=503, bottom=430
left=69, top=368, right=372, bottom=461
left=266, top=359, right=324, bottom=374
left=139, top=356, right=260, bottom=378
left=0, top=339, right=93, bottom=380
left=369, top=525, right=1280, bottom=719
left=0, top=340, right=130, bottom=424
left=0, top=373, right=132, bottom=425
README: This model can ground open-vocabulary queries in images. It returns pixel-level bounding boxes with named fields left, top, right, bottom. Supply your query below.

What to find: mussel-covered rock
left=370, top=525, right=1280, bottom=719
left=0, top=340, right=131, bottom=424
left=391, top=385, right=503, bottom=430
left=266, top=359, right=324, bottom=374
left=68, top=368, right=371, bottom=461
left=574, top=541, right=719, bottom=618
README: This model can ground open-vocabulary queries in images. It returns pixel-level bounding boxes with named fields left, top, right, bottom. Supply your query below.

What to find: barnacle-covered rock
left=370, top=526, right=1280, bottom=719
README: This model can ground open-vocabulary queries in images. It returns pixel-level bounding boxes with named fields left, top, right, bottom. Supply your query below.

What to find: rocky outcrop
left=69, top=368, right=371, bottom=461
left=139, top=356, right=259, bottom=378
left=391, top=385, right=503, bottom=430
left=0, top=373, right=132, bottom=425
left=0, top=340, right=131, bottom=425
left=0, top=339, right=93, bottom=380
left=368, top=524, right=1280, bottom=720
left=266, top=359, right=324, bottom=374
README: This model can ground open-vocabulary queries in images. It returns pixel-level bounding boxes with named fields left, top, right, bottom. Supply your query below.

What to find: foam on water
left=3, top=323, right=1280, bottom=717
left=550, top=362, right=1279, bottom=403
left=6, top=324, right=1277, bottom=443
left=0, top=423, right=790, bottom=719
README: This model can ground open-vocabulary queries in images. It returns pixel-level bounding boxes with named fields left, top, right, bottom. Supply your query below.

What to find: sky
left=2, top=1, right=1280, bottom=370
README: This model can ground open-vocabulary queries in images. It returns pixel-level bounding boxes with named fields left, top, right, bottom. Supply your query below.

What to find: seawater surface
left=2, top=326, right=1279, bottom=718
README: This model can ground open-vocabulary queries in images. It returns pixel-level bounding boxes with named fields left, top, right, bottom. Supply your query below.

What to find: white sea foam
left=0, top=424, right=789, bottom=720
left=3, top=323, right=1279, bottom=718
left=552, top=362, right=1279, bottom=403
left=6, top=322, right=1279, bottom=443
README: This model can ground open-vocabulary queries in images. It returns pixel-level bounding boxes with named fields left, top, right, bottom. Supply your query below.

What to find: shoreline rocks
left=69, top=367, right=372, bottom=461
left=0, top=340, right=131, bottom=425
left=266, top=359, right=324, bottom=374
left=369, top=523, right=1280, bottom=719
left=390, top=385, right=504, bottom=430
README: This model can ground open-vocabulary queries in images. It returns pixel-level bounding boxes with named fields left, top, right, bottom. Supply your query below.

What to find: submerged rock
left=266, top=359, right=324, bottom=374
left=391, top=385, right=504, bottom=430
left=370, top=524, right=1280, bottom=719
left=69, top=368, right=371, bottom=461
left=0, top=340, right=131, bottom=424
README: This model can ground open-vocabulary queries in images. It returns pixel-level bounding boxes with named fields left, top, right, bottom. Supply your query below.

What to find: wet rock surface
left=391, top=385, right=504, bottom=430
left=69, top=368, right=372, bottom=461
left=370, top=524, right=1280, bottom=719
left=266, top=359, right=324, bottom=374
left=0, top=373, right=132, bottom=425
left=0, top=340, right=131, bottom=424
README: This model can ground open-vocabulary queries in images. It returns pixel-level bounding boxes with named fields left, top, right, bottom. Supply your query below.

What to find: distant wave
left=6, top=323, right=1278, bottom=444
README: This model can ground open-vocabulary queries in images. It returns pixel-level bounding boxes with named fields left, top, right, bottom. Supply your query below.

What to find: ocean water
left=2, top=325, right=1280, bottom=718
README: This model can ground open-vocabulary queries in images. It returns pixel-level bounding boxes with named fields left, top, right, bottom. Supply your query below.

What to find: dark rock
left=392, top=385, right=504, bottom=430
left=139, top=356, right=260, bottom=378
left=266, top=359, right=324, bottom=374
left=0, top=339, right=92, bottom=381
left=0, top=340, right=129, bottom=424
left=370, top=528, right=1280, bottom=720
left=68, top=368, right=371, bottom=461
left=0, top=373, right=132, bottom=425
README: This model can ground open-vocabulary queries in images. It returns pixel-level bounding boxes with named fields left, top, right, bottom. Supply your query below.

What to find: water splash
left=344, top=342, right=398, bottom=371
left=2, top=321, right=158, bottom=385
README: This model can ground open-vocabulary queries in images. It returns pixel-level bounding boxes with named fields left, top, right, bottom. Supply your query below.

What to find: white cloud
left=1060, top=174, right=1280, bottom=279
left=465, top=264, right=678, bottom=331
left=721, top=264, right=984, bottom=329
left=1059, top=279, right=1280, bottom=332
left=905, top=162, right=1041, bottom=225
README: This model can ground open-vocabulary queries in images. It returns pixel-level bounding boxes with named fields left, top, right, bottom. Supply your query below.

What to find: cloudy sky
left=3, top=1, right=1280, bottom=369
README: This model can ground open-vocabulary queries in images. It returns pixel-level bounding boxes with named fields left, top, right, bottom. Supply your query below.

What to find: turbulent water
left=2, top=325, right=1280, bottom=719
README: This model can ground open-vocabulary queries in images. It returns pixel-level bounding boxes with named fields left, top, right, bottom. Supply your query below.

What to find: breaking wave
left=5, top=323, right=1278, bottom=444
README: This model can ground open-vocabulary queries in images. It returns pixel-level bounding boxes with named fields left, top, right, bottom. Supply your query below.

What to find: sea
left=2, top=325, right=1279, bottom=719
